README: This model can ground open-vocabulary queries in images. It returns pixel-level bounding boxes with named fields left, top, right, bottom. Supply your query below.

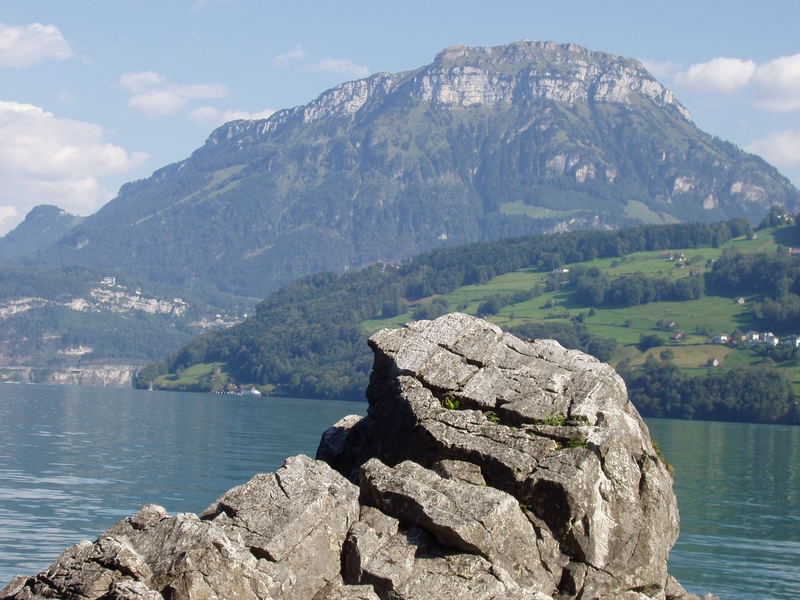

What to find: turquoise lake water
left=0, top=384, right=797, bottom=598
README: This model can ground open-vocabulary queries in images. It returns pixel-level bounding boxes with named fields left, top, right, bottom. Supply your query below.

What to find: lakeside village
left=212, top=384, right=262, bottom=396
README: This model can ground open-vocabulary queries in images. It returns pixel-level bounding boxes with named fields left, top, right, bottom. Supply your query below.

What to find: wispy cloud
left=119, top=71, right=166, bottom=93
left=120, top=71, right=228, bottom=116
left=0, top=22, right=73, bottom=67
left=304, top=57, right=370, bottom=78
left=274, top=43, right=308, bottom=68
left=189, top=106, right=274, bottom=126
left=274, top=44, right=369, bottom=79
left=0, top=101, right=147, bottom=232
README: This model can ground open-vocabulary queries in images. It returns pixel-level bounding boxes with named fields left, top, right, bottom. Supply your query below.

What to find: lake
left=0, top=385, right=798, bottom=599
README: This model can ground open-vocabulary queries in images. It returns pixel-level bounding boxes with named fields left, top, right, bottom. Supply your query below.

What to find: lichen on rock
left=1, top=313, right=718, bottom=600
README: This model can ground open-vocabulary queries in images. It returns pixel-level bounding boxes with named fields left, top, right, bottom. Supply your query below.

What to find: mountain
left=26, top=41, right=799, bottom=298
left=0, top=205, right=81, bottom=260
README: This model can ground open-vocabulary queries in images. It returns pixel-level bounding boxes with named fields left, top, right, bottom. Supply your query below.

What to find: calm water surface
left=0, top=385, right=366, bottom=586
left=0, top=385, right=798, bottom=599
left=648, top=418, right=800, bottom=600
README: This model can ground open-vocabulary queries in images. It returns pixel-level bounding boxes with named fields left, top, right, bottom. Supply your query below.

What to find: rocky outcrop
left=0, top=365, right=139, bottom=387
left=216, top=41, right=691, bottom=143
left=43, top=365, right=137, bottom=387
left=1, top=314, right=718, bottom=600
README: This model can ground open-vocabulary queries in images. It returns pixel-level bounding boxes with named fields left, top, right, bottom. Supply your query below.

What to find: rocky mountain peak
left=407, top=40, right=691, bottom=118
left=208, top=40, right=689, bottom=149
left=21, top=204, right=69, bottom=222
left=0, top=205, right=81, bottom=261
left=434, top=39, right=619, bottom=67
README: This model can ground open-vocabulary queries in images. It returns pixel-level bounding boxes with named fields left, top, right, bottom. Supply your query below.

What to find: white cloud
left=674, top=52, right=800, bottom=112
left=274, top=44, right=308, bottom=68
left=675, top=57, right=756, bottom=92
left=274, top=45, right=369, bottom=79
left=170, top=83, right=228, bottom=99
left=0, top=22, right=73, bottom=67
left=190, top=106, right=274, bottom=125
left=746, top=130, right=800, bottom=169
left=129, top=91, right=189, bottom=116
left=753, top=53, right=800, bottom=112
left=304, top=57, right=370, bottom=78
left=119, top=71, right=166, bottom=93
left=0, top=101, right=148, bottom=232
left=120, top=72, right=228, bottom=116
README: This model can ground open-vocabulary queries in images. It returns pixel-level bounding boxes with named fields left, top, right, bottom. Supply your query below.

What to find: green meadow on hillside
left=144, top=217, right=800, bottom=425
left=363, top=225, right=800, bottom=390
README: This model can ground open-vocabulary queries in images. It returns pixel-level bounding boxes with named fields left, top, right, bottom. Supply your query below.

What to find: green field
left=362, top=226, right=800, bottom=390
left=153, top=362, right=228, bottom=391
left=623, top=200, right=681, bottom=224
left=153, top=361, right=275, bottom=394
left=499, top=201, right=579, bottom=219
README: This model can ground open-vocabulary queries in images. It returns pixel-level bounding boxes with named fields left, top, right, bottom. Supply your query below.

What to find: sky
left=1, top=0, right=799, bottom=234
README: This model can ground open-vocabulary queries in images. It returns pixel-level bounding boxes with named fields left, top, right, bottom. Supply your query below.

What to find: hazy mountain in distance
left=0, top=205, right=82, bottom=260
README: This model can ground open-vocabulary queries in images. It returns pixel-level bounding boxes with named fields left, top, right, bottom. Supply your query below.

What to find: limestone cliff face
left=213, top=41, right=690, bottom=146
left=1, top=314, right=719, bottom=600
left=43, top=365, right=136, bottom=387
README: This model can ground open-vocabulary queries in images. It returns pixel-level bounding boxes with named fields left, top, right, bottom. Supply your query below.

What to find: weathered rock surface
left=1, top=314, right=719, bottom=600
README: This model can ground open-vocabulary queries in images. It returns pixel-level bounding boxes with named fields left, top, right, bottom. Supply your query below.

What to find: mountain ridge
left=13, top=39, right=793, bottom=299
left=206, top=40, right=691, bottom=147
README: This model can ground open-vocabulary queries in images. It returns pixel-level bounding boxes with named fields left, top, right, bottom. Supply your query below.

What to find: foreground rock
left=1, top=314, right=718, bottom=600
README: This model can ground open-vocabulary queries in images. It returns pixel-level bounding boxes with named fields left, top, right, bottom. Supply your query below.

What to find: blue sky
left=0, top=0, right=799, bottom=233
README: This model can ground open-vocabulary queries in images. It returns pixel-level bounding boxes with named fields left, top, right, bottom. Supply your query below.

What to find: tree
left=381, top=297, right=403, bottom=318
left=638, top=333, right=665, bottom=352
left=477, top=295, right=505, bottom=316
left=759, top=205, right=788, bottom=229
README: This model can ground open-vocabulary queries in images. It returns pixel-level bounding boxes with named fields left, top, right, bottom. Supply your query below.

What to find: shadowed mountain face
left=30, top=41, right=799, bottom=297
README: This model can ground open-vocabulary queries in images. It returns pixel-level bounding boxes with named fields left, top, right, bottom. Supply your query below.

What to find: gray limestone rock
left=430, top=458, right=486, bottom=485
left=1, top=313, right=717, bottom=600
left=359, top=458, right=556, bottom=592
left=2, top=456, right=358, bottom=600
left=322, top=313, right=683, bottom=599
left=320, top=583, right=382, bottom=600
left=340, top=508, right=547, bottom=600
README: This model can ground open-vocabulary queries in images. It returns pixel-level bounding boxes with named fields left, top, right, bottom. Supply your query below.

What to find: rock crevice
left=2, top=314, right=717, bottom=600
